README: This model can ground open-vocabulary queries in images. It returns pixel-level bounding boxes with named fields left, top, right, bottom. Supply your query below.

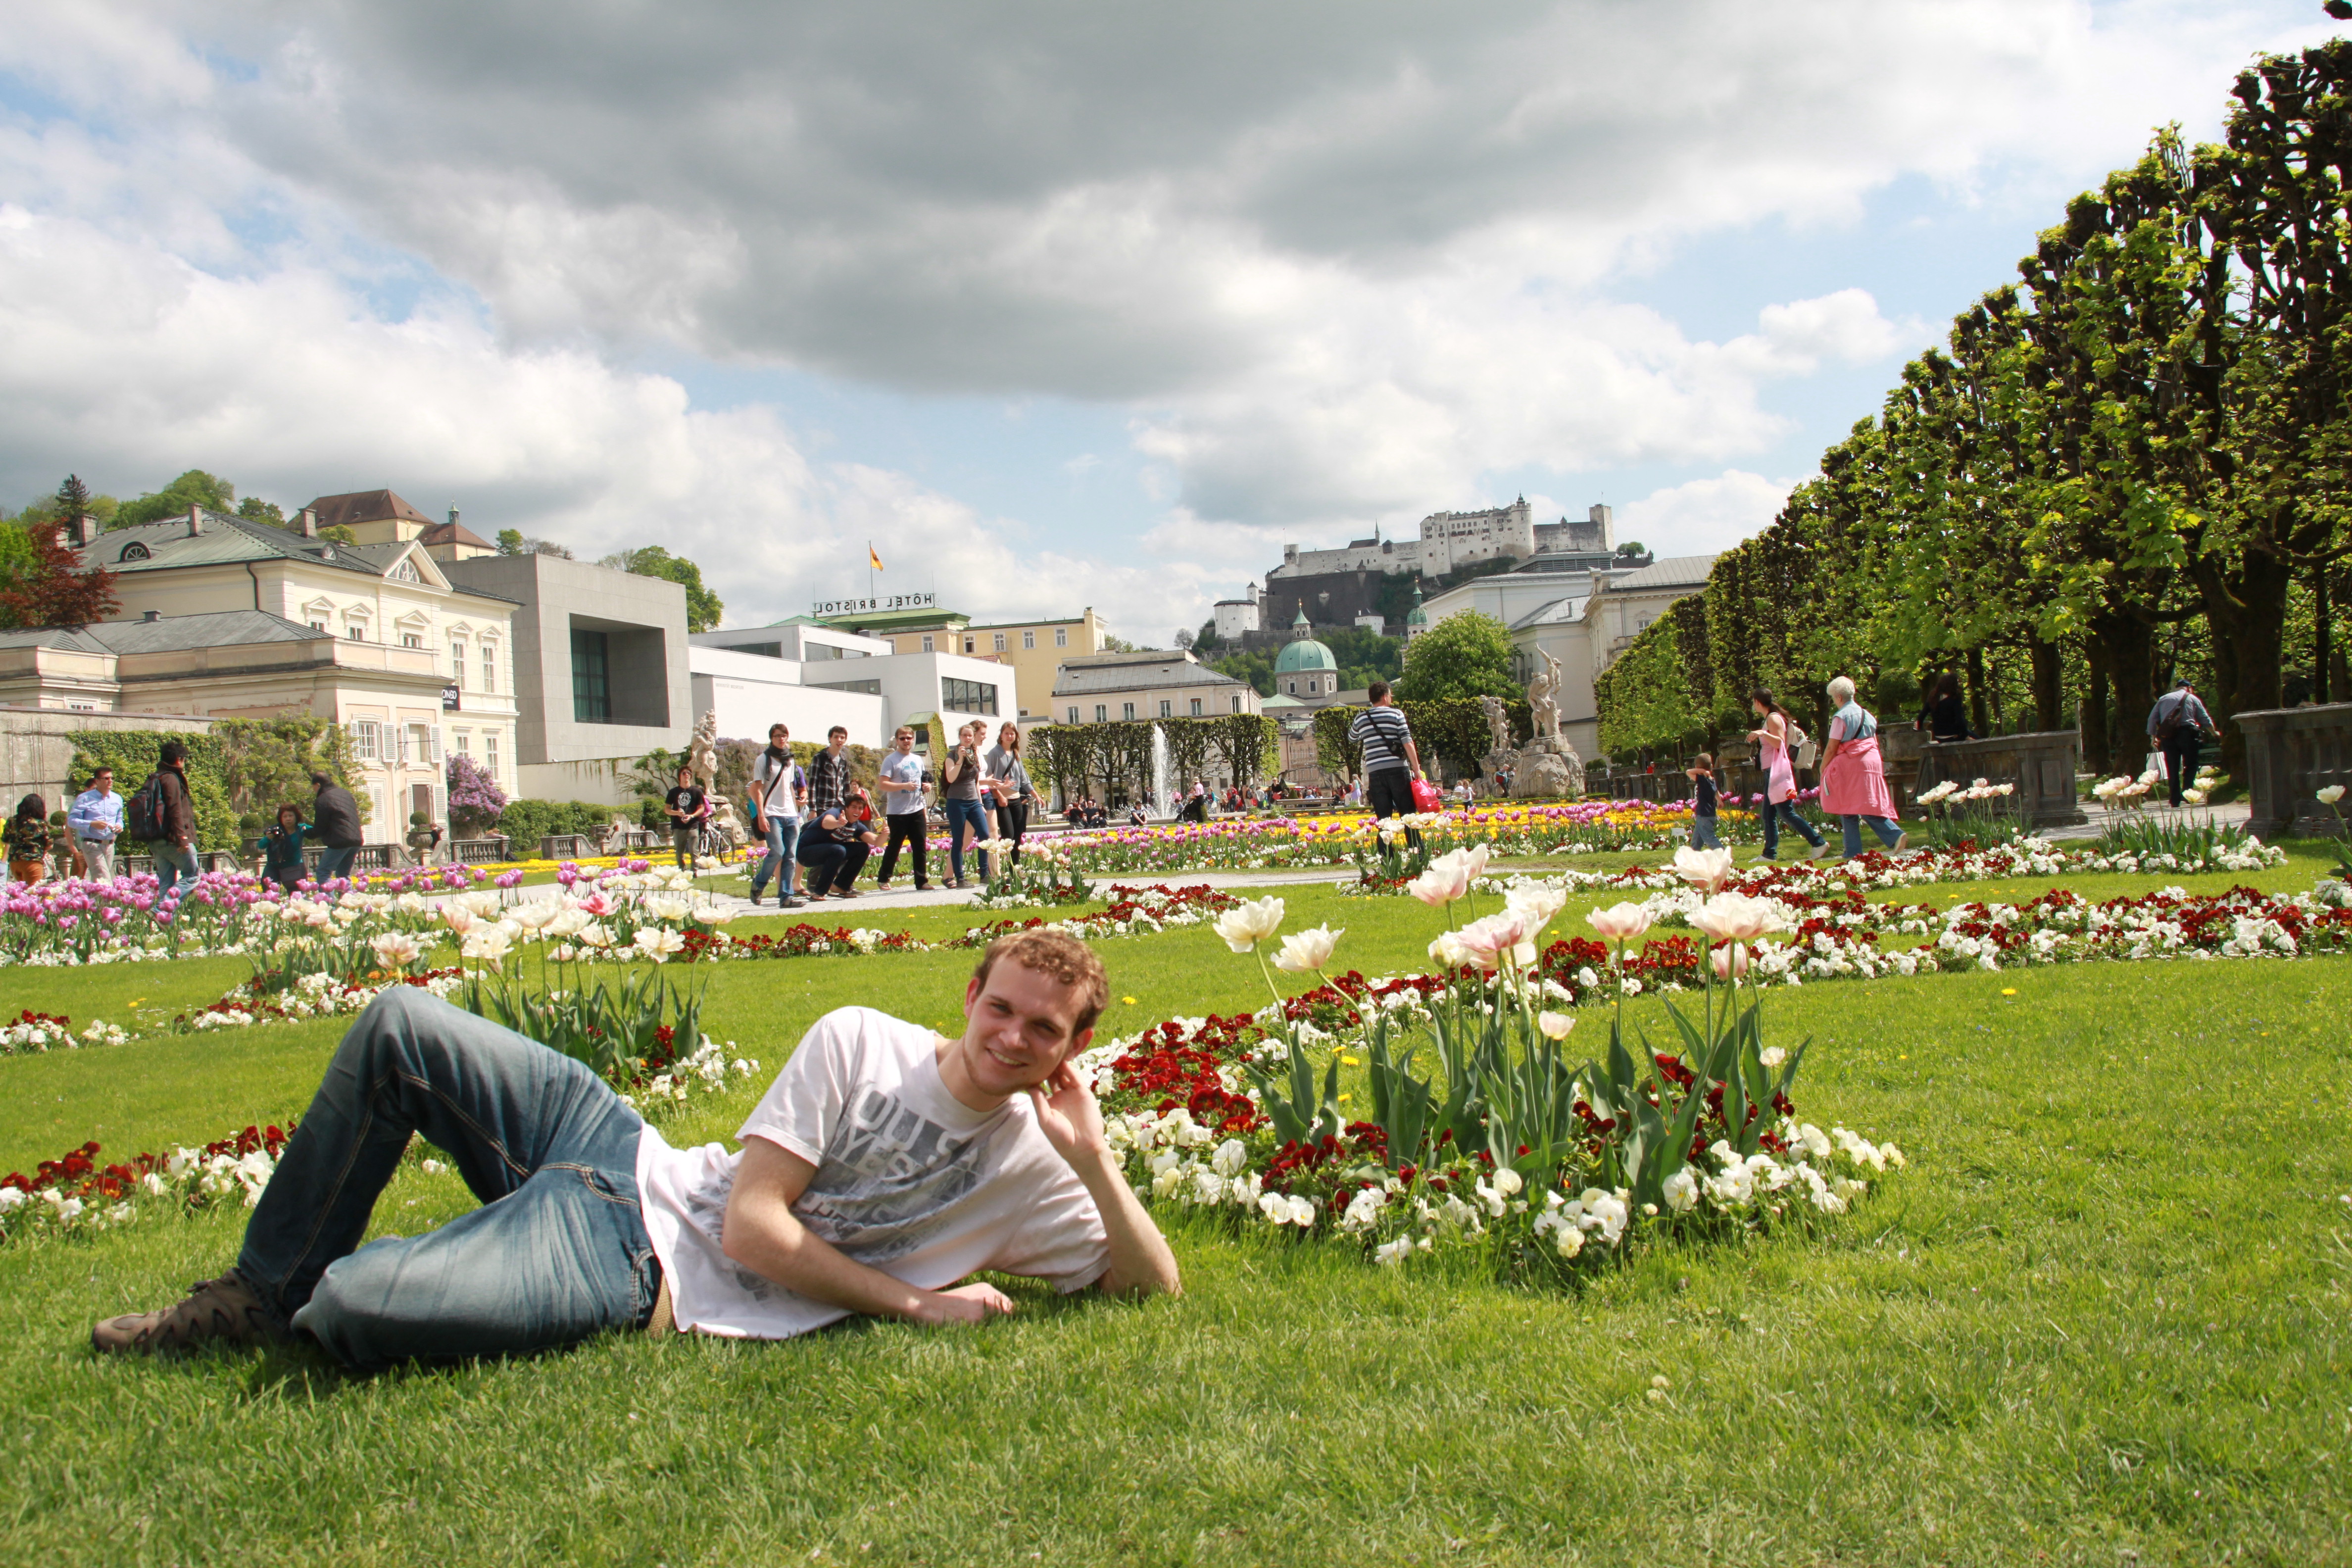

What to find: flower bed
left=1035, top=800, right=1705, bottom=877
left=0, top=1121, right=292, bottom=1244
left=1075, top=880, right=1903, bottom=1282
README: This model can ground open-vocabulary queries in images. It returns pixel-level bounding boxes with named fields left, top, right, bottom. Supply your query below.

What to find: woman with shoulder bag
left=939, top=721, right=992, bottom=887
left=985, top=722, right=1035, bottom=868
left=1748, top=687, right=1830, bottom=862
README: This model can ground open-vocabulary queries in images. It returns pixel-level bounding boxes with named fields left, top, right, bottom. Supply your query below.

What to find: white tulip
left=1212, top=896, right=1285, bottom=954
left=1270, top=924, right=1343, bottom=973
left=1670, top=844, right=1735, bottom=893
left=2319, top=784, right=2347, bottom=805
left=1690, top=893, right=1779, bottom=944
left=1587, top=901, right=1652, bottom=940
left=1537, top=1011, right=1575, bottom=1041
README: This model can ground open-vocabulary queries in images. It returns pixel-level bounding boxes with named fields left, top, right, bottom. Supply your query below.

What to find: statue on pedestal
left=1528, top=650, right=1563, bottom=744
left=1503, top=650, right=1587, bottom=799
left=690, top=709, right=745, bottom=851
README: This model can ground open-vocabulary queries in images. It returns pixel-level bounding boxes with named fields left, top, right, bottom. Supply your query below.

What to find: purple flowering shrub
left=445, top=754, right=509, bottom=837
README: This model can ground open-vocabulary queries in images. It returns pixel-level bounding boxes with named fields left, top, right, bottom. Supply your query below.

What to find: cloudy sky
left=0, top=1, right=2335, bottom=640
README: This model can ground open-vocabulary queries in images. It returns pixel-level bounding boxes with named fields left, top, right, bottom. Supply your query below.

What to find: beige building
left=62, top=508, right=520, bottom=830
left=307, top=489, right=497, bottom=562
left=828, top=606, right=1113, bottom=721
left=1048, top=649, right=1261, bottom=725
left=1418, top=553, right=1716, bottom=761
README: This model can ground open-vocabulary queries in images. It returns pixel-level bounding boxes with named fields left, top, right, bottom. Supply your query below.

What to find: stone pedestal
left=1507, top=736, right=1586, bottom=800
left=2235, top=702, right=2352, bottom=840
left=1908, top=730, right=2087, bottom=830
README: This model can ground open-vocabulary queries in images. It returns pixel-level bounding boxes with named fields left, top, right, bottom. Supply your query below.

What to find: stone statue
left=1480, top=693, right=1513, bottom=757
left=1528, top=650, right=1562, bottom=743
left=691, top=708, right=745, bottom=850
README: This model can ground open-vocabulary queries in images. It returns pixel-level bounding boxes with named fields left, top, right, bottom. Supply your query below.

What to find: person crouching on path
left=798, top=785, right=882, bottom=899
left=92, top=929, right=1181, bottom=1365
left=1817, top=676, right=1906, bottom=860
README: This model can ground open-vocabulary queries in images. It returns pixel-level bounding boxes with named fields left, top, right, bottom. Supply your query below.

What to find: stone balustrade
left=2234, top=702, right=2352, bottom=840
left=1907, top=729, right=2087, bottom=830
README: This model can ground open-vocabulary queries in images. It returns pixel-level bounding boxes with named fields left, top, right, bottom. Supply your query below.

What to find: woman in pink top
left=1747, top=687, right=1829, bottom=862
left=1817, top=675, right=1908, bottom=860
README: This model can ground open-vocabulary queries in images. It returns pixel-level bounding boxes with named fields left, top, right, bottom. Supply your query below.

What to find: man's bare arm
left=721, top=1137, right=1014, bottom=1325
left=1028, top=1061, right=1181, bottom=1300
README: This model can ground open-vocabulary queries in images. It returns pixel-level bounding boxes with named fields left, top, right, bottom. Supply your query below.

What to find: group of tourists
left=6, top=745, right=364, bottom=894
left=741, top=719, right=1038, bottom=906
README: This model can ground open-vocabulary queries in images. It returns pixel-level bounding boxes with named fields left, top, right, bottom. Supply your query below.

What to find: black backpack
left=126, top=772, right=169, bottom=842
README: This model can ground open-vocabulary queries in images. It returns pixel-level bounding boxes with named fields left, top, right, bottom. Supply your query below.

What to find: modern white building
left=689, top=619, right=1012, bottom=746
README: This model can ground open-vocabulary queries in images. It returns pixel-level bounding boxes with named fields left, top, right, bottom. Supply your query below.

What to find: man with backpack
left=2146, top=679, right=2218, bottom=808
left=139, top=741, right=199, bottom=897
left=311, top=772, right=365, bottom=883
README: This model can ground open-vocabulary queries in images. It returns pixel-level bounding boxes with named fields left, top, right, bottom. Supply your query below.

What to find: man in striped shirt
left=1348, top=682, right=1426, bottom=847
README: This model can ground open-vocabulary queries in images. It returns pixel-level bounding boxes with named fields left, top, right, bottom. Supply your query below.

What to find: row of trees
left=1025, top=715, right=1279, bottom=804
left=1596, top=35, right=2352, bottom=781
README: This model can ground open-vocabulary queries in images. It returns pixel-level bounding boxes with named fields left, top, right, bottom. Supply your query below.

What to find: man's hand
left=1029, top=1059, right=1109, bottom=1167
left=927, top=1281, right=1018, bottom=1323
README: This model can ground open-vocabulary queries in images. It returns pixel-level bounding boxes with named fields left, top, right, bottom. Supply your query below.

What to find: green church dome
left=1274, top=636, right=1337, bottom=674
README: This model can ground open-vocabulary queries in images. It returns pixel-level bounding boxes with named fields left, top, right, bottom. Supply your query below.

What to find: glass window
left=1190, top=698, right=1202, bottom=717
left=1158, top=700, right=1171, bottom=718
left=993, top=633, right=1006, bottom=652
left=1023, top=630, right=1035, bottom=649
left=1230, top=695, right=1242, bottom=713
left=1123, top=703, right=1135, bottom=721
left=350, top=720, right=380, bottom=760
left=481, top=645, right=496, bottom=691
left=964, top=636, right=976, bottom=653
left=921, top=634, right=934, bottom=652
left=1055, top=627, right=1068, bottom=647
left=454, top=731, right=471, bottom=754
left=1286, top=681, right=1295, bottom=694
left=1094, top=705, right=1106, bottom=722
left=450, top=640, right=465, bottom=681
left=401, top=633, right=423, bottom=649
left=345, top=624, right=365, bottom=641
left=485, top=732, right=499, bottom=780
left=309, top=620, right=327, bottom=634
left=572, top=627, right=611, bottom=723
left=1067, top=706, right=1079, bottom=723
left=938, top=678, right=999, bottom=715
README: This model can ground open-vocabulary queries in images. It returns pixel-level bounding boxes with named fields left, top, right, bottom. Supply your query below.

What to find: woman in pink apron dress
left=1817, top=675, right=1906, bottom=859
left=1747, top=688, right=1829, bottom=861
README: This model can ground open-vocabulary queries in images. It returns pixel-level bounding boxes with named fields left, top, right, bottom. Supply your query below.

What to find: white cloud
left=0, top=206, right=1216, bottom=637
left=1616, top=470, right=1800, bottom=558
left=0, top=0, right=2335, bottom=577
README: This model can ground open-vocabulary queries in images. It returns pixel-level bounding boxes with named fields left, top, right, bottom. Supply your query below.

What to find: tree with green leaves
left=111, top=469, right=238, bottom=529
left=1395, top=610, right=1516, bottom=701
left=597, top=545, right=724, bottom=631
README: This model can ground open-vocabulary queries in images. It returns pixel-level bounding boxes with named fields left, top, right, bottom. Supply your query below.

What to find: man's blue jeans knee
left=750, top=816, right=799, bottom=898
left=153, top=844, right=199, bottom=898
left=236, top=988, right=656, bottom=1369
left=314, top=845, right=358, bottom=884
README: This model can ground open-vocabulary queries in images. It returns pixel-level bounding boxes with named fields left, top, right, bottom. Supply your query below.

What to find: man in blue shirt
left=2146, top=680, right=2217, bottom=808
left=67, top=766, right=125, bottom=880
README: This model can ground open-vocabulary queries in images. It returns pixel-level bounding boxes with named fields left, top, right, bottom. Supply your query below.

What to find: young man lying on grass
left=94, top=929, right=1179, bottom=1367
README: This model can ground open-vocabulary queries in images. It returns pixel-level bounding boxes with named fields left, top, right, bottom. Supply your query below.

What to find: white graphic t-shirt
left=635, top=1007, right=1110, bottom=1338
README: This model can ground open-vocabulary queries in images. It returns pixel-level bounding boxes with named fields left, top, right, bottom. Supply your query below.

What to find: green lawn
left=1, top=847, right=2347, bottom=1564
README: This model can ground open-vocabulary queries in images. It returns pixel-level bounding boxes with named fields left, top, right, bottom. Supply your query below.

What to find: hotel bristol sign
left=812, top=591, right=936, bottom=616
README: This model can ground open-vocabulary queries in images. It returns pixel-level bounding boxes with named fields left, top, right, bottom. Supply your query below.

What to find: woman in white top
left=1746, top=686, right=1830, bottom=862
left=985, top=722, right=1036, bottom=868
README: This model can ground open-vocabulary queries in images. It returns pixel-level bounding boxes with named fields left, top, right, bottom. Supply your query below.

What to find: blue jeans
left=314, top=844, right=358, bottom=884
left=1839, top=814, right=1904, bottom=858
left=1689, top=816, right=1722, bottom=850
left=944, top=797, right=990, bottom=882
left=750, top=815, right=800, bottom=899
left=236, top=988, right=656, bottom=1370
left=152, top=843, right=199, bottom=898
left=1759, top=800, right=1824, bottom=859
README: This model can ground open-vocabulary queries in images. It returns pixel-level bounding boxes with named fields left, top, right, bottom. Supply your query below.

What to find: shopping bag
left=2144, top=750, right=2167, bottom=780
left=1409, top=776, right=1444, bottom=812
